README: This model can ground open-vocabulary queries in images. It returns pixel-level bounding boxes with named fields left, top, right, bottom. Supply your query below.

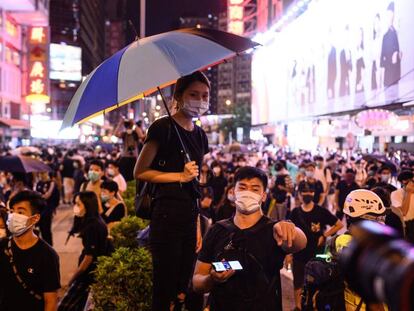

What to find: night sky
left=126, top=0, right=224, bottom=41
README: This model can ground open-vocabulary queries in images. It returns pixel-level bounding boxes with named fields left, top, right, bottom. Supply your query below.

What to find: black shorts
left=292, top=259, right=306, bottom=289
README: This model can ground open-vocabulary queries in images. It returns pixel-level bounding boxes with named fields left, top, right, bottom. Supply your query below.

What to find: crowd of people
left=0, top=71, right=413, bottom=311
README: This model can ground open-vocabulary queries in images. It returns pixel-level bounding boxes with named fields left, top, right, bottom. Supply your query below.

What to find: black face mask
left=302, top=195, right=314, bottom=204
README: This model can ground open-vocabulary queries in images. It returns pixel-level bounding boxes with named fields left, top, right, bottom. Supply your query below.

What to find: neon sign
left=228, top=0, right=244, bottom=35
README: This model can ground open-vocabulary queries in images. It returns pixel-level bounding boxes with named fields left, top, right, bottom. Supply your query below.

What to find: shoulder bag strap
left=4, top=238, right=43, bottom=301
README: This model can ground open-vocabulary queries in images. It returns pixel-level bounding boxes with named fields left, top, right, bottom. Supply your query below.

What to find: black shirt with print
left=289, top=205, right=338, bottom=262
left=0, top=238, right=60, bottom=311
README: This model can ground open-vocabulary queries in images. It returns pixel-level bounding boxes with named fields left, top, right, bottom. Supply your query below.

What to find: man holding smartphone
left=193, top=167, right=307, bottom=311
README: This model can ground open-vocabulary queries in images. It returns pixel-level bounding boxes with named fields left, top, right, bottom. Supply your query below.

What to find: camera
left=339, top=221, right=414, bottom=311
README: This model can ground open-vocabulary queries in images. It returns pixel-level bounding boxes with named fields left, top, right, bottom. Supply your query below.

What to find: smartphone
left=212, top=260, right=243, bottom=272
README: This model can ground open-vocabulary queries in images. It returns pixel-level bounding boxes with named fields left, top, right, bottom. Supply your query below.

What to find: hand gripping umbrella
left=61, top=27, right=259, bottom=162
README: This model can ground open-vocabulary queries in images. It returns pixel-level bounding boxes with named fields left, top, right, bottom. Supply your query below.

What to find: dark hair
left=106, top=160, right=120, bottom=169
left=298, top=181, right=316, bottom=193
left=101, top=180, right=119, bottom=194
left=234, top=166, right=268, bottom=190
left=9, top=190, right=47, bottom=215
left=378, top=166, right=391, bottom=174
left=173, top=71, right=211, bottom=102
left=313, top=155, right=324, bottom=162
left=371, top=187, right=391, bottom=207
left=306, top=162, right=316, bottom=169
left=345, top=168, right=356, bottom=175
left=74, top=191, right=100, bottom=219
left=89, top=159, right=104, bottom=171
left=136, top=120, right=143, bottom=127
left=397, top=170, right=414, bottom=182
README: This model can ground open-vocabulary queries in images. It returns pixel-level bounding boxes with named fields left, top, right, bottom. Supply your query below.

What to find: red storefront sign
left=25, top=26, right=50, bottom=104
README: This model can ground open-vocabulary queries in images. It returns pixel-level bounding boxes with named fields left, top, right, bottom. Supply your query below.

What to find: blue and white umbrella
left=62, top=28, right=259, bottom=129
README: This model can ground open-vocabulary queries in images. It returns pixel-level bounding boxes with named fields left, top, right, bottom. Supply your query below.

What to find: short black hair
left=89, top=159, right=104, bottom=171
left=101, top=180, right=119, bottom=194
left=371, top=186, right=391, bottom=207
left=9, top=190, right=46, bottom=215
left=106, top=160, right=120, bottom=168
left=298, top=181, right=316, bottom=193
left=234, top=166, right=268, bottom=190
left=378, top=166, right=392, bottom=174
left=398, top=170, right=414, bottom=182
left=345, top=168, right=355, bottom=174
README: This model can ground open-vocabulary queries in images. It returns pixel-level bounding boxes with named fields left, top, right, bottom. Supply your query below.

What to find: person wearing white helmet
left=343, top=189, right=387, bottom=225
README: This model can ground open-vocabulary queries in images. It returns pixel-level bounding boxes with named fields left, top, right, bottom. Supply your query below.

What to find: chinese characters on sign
left=26, top=27, right=50, bottom=104
left=228, top=0, right=244, bottom=35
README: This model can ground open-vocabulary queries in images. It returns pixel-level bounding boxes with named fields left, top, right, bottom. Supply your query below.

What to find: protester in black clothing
left=59, top=191, right=109, bottom=311
left=193, top=167, right=307, bottom=311
left=0, top=191, right=60, bottom=311
left=334, top=169, right=360, bottom=220
left=209, top=161, right=228, bottom=206
left=375, top=166, right=397, bottom=193
left=73, top=160, right=86, bottom=194
left=0, top=207, right=10, bottom=240
left=134, top=71, right=210, bottom=311
left=61, top=150, right=75, bottom=204
left=214, top=184, right=236, bottom=222
left=100, top=180, right=126, bottom=230
left=288, top=181, right=343, bottom=310
left=301, top=163, right=324, bottom=205
left=269, top=161, right=293, bottom=221
left=35, top=172, right=60, bottom=245
left=372, top=186, right=404, bottom=237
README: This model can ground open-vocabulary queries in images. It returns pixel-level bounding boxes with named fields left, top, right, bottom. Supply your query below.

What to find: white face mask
left=0, top=228, right=7, bottom=238
left=107, top=168, right=115, bottom=177
left=182, top=99, right=209, bottom=118
left=73, top=205, right=85, bottom=217
left=227, top=193, right=235, bottom=202
left=235, top=191, right=263, bottom=215
left=7, top=213, right=33, bottom=237
left=212, top=167, right=221, bottom=176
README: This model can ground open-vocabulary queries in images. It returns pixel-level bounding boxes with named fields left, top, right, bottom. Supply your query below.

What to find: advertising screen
left=252, top=0, right=414, bottom=124
left=50, top=43, right=82, bottom=81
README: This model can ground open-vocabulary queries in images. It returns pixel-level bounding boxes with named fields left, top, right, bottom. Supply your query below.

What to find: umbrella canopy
left=0, top=156, right=51, bottom=173
left=62, top=28, right=259, bottom=129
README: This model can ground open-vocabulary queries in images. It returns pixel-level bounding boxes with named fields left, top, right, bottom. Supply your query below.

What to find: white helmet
left=343, top=189, right=386, bottom=218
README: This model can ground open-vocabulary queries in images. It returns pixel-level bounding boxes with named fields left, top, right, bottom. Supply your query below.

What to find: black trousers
left=150, top=196, right=198, bottom=311
left=39, top=209, right=53, bottom=246
left=405, top=220, right=414, bottom=244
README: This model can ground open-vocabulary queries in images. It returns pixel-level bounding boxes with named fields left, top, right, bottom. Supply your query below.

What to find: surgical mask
left=381, top=174, right=391, bottom=183
left=299, top=168, right=306, bottom=174
left=227, top=193, right=235, bottom=202
left=302, top=194, right=314, bottom=205
left=73, top=205, right=85, bottom=217
left=7, top=213, right=33, bottom=237
left=101, top=194, right=110, bottom=203
left=126, top=129, right=133, bottom=135
left=235, top=191, right=262, bottom=215
left=88, top=171, right=101, bottom=182
left=0, top=228, right=7, bottom=238
left=305, top=171, right=315, bottom=178
left=107, top=168, right=115, bottom=177
left=212, top=167, right=221, bottom=175
left=182, top=99, right=209, bottom=118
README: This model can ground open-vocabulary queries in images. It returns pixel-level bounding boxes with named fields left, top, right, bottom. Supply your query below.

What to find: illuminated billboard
left=50, top=43, right=82, bottom=81
left=252, top=0, right=414, bottom=124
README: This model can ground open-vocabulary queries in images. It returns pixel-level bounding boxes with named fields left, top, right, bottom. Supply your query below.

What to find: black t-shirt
left=289, top=205, right=338, bottom=262
left=215, top=202, right=235, bottom=222
left=0, top=238, right=60, bottom=311
left=145, top=116, right=209, bottom=199
left=209, top=176, right=228, bottom=205
left=78, top=218, right=108, bottom=282
left=336, top=180, right=360, bottom=210
left=61, top=158, right=75, bottom=178
left=198, top=216, right=286, bottom=311
left=102, top=202, right=125, bottom=224
left=35, top=181, right=60, bottom=209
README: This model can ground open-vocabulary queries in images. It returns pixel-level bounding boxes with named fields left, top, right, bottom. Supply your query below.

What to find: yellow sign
left=29, top=61, right=45, bottom=78
left=30, top=27, right=46, bottom=44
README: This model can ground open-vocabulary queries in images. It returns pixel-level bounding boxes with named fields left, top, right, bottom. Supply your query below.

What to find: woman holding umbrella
left=134, top=71, right=210, bottom=310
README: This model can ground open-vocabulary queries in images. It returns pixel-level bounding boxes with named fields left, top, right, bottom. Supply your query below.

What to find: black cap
left=298, top=181, right=316, bottom=193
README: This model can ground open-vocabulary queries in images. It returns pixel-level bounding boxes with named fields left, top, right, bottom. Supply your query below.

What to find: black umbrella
left=0, top=156, right=51, bottom=173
